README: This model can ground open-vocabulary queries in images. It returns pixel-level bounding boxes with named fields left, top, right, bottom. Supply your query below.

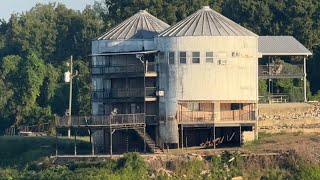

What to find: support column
left=55, top=128, right=58, bottom=156
left=181, top=124, right=184, bottom=148
left=214, top=102, right=221, bottom=121
left=74, top=129, right=77, bottom=156
left=110, top=128, right=113, bottom=158
left=213, top=124, right=216, bottom=149
left=303, top=56, right=307, bottom=102
left=143, top=126, right=146, bottom=153
left=254, top=103, right=259, bottom=140
left=239, top=126, right=242, bottom=146
left=90, top=129, right=94, bottom=155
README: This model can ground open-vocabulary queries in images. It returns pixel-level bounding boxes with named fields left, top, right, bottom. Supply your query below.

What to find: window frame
left=205, top=51, right=214, bottom=63
left=192, top=51, right=200, bottom=64
left=179, top=51, right=187, bottom=64
left=168, top=51, right=175, bottom=64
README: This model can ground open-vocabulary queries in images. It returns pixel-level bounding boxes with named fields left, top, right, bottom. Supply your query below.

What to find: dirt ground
left=158, top=132, right=320, bottom=163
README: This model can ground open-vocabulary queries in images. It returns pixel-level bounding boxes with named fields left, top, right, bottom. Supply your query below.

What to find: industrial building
left=56, top=6, right=312, bottom=154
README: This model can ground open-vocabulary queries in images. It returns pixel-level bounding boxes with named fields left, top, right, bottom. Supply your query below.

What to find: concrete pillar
left=214, top=102, right=220, bottom=121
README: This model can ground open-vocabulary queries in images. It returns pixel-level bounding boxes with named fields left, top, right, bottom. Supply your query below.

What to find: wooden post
left=213, top=124, right=216, bottom=149
left=239, top=126, right=242, bottom=146
left=110, top=128, right=113, bottom=158
left=303, top=56, right=307, bottom=102
left=143, top=127, right=146, bottom=153
left=181, top=124, right=184, bottom=148
left=90, top=129, right=94, bottom=155
left=102, top=129, right=105, bottom=153
left=55, top=128, right=58, bottom=156
left=74, top=129, right=77, bottom=156
left=185, top=136, right=188, bottom=151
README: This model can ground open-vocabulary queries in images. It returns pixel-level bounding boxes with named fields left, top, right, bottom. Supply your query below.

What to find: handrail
left=92, top=88, right=157, bottom=99
left=56, top=113, right=145, bottom=127
left=258, top=64, right=303, bottom=76
left=92, top=63, right=157, bottom=75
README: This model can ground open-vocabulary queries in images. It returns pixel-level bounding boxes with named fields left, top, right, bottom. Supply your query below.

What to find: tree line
left=0, top=0, right=319, bottom=132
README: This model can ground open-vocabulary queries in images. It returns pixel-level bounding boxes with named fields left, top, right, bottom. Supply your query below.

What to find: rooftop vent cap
left=139, top=10, right=148, bottom=14
left=202, top=6, right=211, bottom=10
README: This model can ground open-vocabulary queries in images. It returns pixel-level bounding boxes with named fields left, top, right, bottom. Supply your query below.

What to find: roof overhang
left=91, top=50, right=159, bottom=56
left=258, top=36, right=312, bottom=56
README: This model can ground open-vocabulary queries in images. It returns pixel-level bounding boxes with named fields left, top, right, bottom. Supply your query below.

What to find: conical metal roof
left=97, top=10, right=170, bottom=40
left=158, top=6, right=257, bottom=37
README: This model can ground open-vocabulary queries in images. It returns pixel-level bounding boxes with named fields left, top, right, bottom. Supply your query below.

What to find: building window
left=192, top=52, right=200, bottom=63
left=179, top=52, right=187, bottom=64
left=168, top=52, right=175, bottom=64
left=92, top=57, right=97, bottom=66
left=187, top=103, right=200, bottom=111
left=206, top=52, right=214, bottom=63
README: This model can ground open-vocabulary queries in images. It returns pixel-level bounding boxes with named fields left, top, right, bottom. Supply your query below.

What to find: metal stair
left=134, top=128, right=163, bottom=154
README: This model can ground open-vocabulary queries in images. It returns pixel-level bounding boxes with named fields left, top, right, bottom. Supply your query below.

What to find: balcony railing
left=220, top=110, right=255, bottom=121
left=56, top=114, right=145, bottom=127
left=178, top=110, right=255, bottom=122
left=178, top=111, right=214, bottom=122
left=258, top=64, right=303, bottom=78
left=92, top=63, right=157, bottom=75
left=92, top=87, right=157, bottom=99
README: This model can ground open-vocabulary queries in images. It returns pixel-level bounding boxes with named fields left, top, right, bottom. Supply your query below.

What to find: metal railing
left=92, top=63, right=157, bottom=75
left=178, top=110, right=255, bottom=122
left=56, top=113, right=145, bottom=127
left=220, top=110, right=255, bottom=121
left=258, top=64, right=303, bottom=77
left=92, top=87, right=157, bottom=99
left=178, top=111, right=214, bottom=122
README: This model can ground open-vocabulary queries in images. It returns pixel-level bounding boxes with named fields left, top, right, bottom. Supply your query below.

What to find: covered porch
left=258, top=36, right=312, bottom=103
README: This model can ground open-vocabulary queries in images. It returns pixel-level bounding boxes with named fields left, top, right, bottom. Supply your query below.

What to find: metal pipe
left=304, top=56, right=307, bottom=102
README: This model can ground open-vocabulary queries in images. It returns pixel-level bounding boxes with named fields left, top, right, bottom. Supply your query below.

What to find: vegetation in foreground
left=1, top=133, right=320, bottom=179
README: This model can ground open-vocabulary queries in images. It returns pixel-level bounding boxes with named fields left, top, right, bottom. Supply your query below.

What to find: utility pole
left=65, top=56, right=78, bottom=137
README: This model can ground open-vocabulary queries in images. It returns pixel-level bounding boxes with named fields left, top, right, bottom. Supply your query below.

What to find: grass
left=0, top=136, right=91, bottom=167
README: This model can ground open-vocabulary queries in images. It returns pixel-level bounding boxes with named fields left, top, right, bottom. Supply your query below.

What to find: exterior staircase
left=134, top=128, right=163, bottom=154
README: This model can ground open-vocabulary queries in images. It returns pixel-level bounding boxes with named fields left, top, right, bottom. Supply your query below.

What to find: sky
left=0, top=0, right=96, bottom=21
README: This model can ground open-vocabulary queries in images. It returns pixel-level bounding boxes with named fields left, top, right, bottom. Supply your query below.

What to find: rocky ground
left=259, top=103, right=320, bottom=121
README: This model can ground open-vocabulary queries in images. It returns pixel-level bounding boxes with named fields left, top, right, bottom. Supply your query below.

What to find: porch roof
left=258, top=36, right=312, bottom=56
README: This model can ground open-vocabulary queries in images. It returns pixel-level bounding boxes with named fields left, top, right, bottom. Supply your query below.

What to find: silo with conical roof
left=155, top=6, right=259, bottom=146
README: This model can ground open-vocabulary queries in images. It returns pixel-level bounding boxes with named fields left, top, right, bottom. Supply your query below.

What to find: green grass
left=0, top=136, right=91, bottom=167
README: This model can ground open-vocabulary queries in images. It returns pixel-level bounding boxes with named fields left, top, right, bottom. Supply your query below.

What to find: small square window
left=168, top=52, right=175, bottom=64
left=192, top=52, right=200, bottom=63
left=180, top=52, right=187, bottom=64
left=206, top=52, right=214, bottom=63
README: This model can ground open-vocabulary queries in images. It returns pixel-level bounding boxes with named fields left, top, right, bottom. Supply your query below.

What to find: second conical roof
left=158, top=6, right=257, bottom=37
left=97, top=10, right=170, bottom=40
